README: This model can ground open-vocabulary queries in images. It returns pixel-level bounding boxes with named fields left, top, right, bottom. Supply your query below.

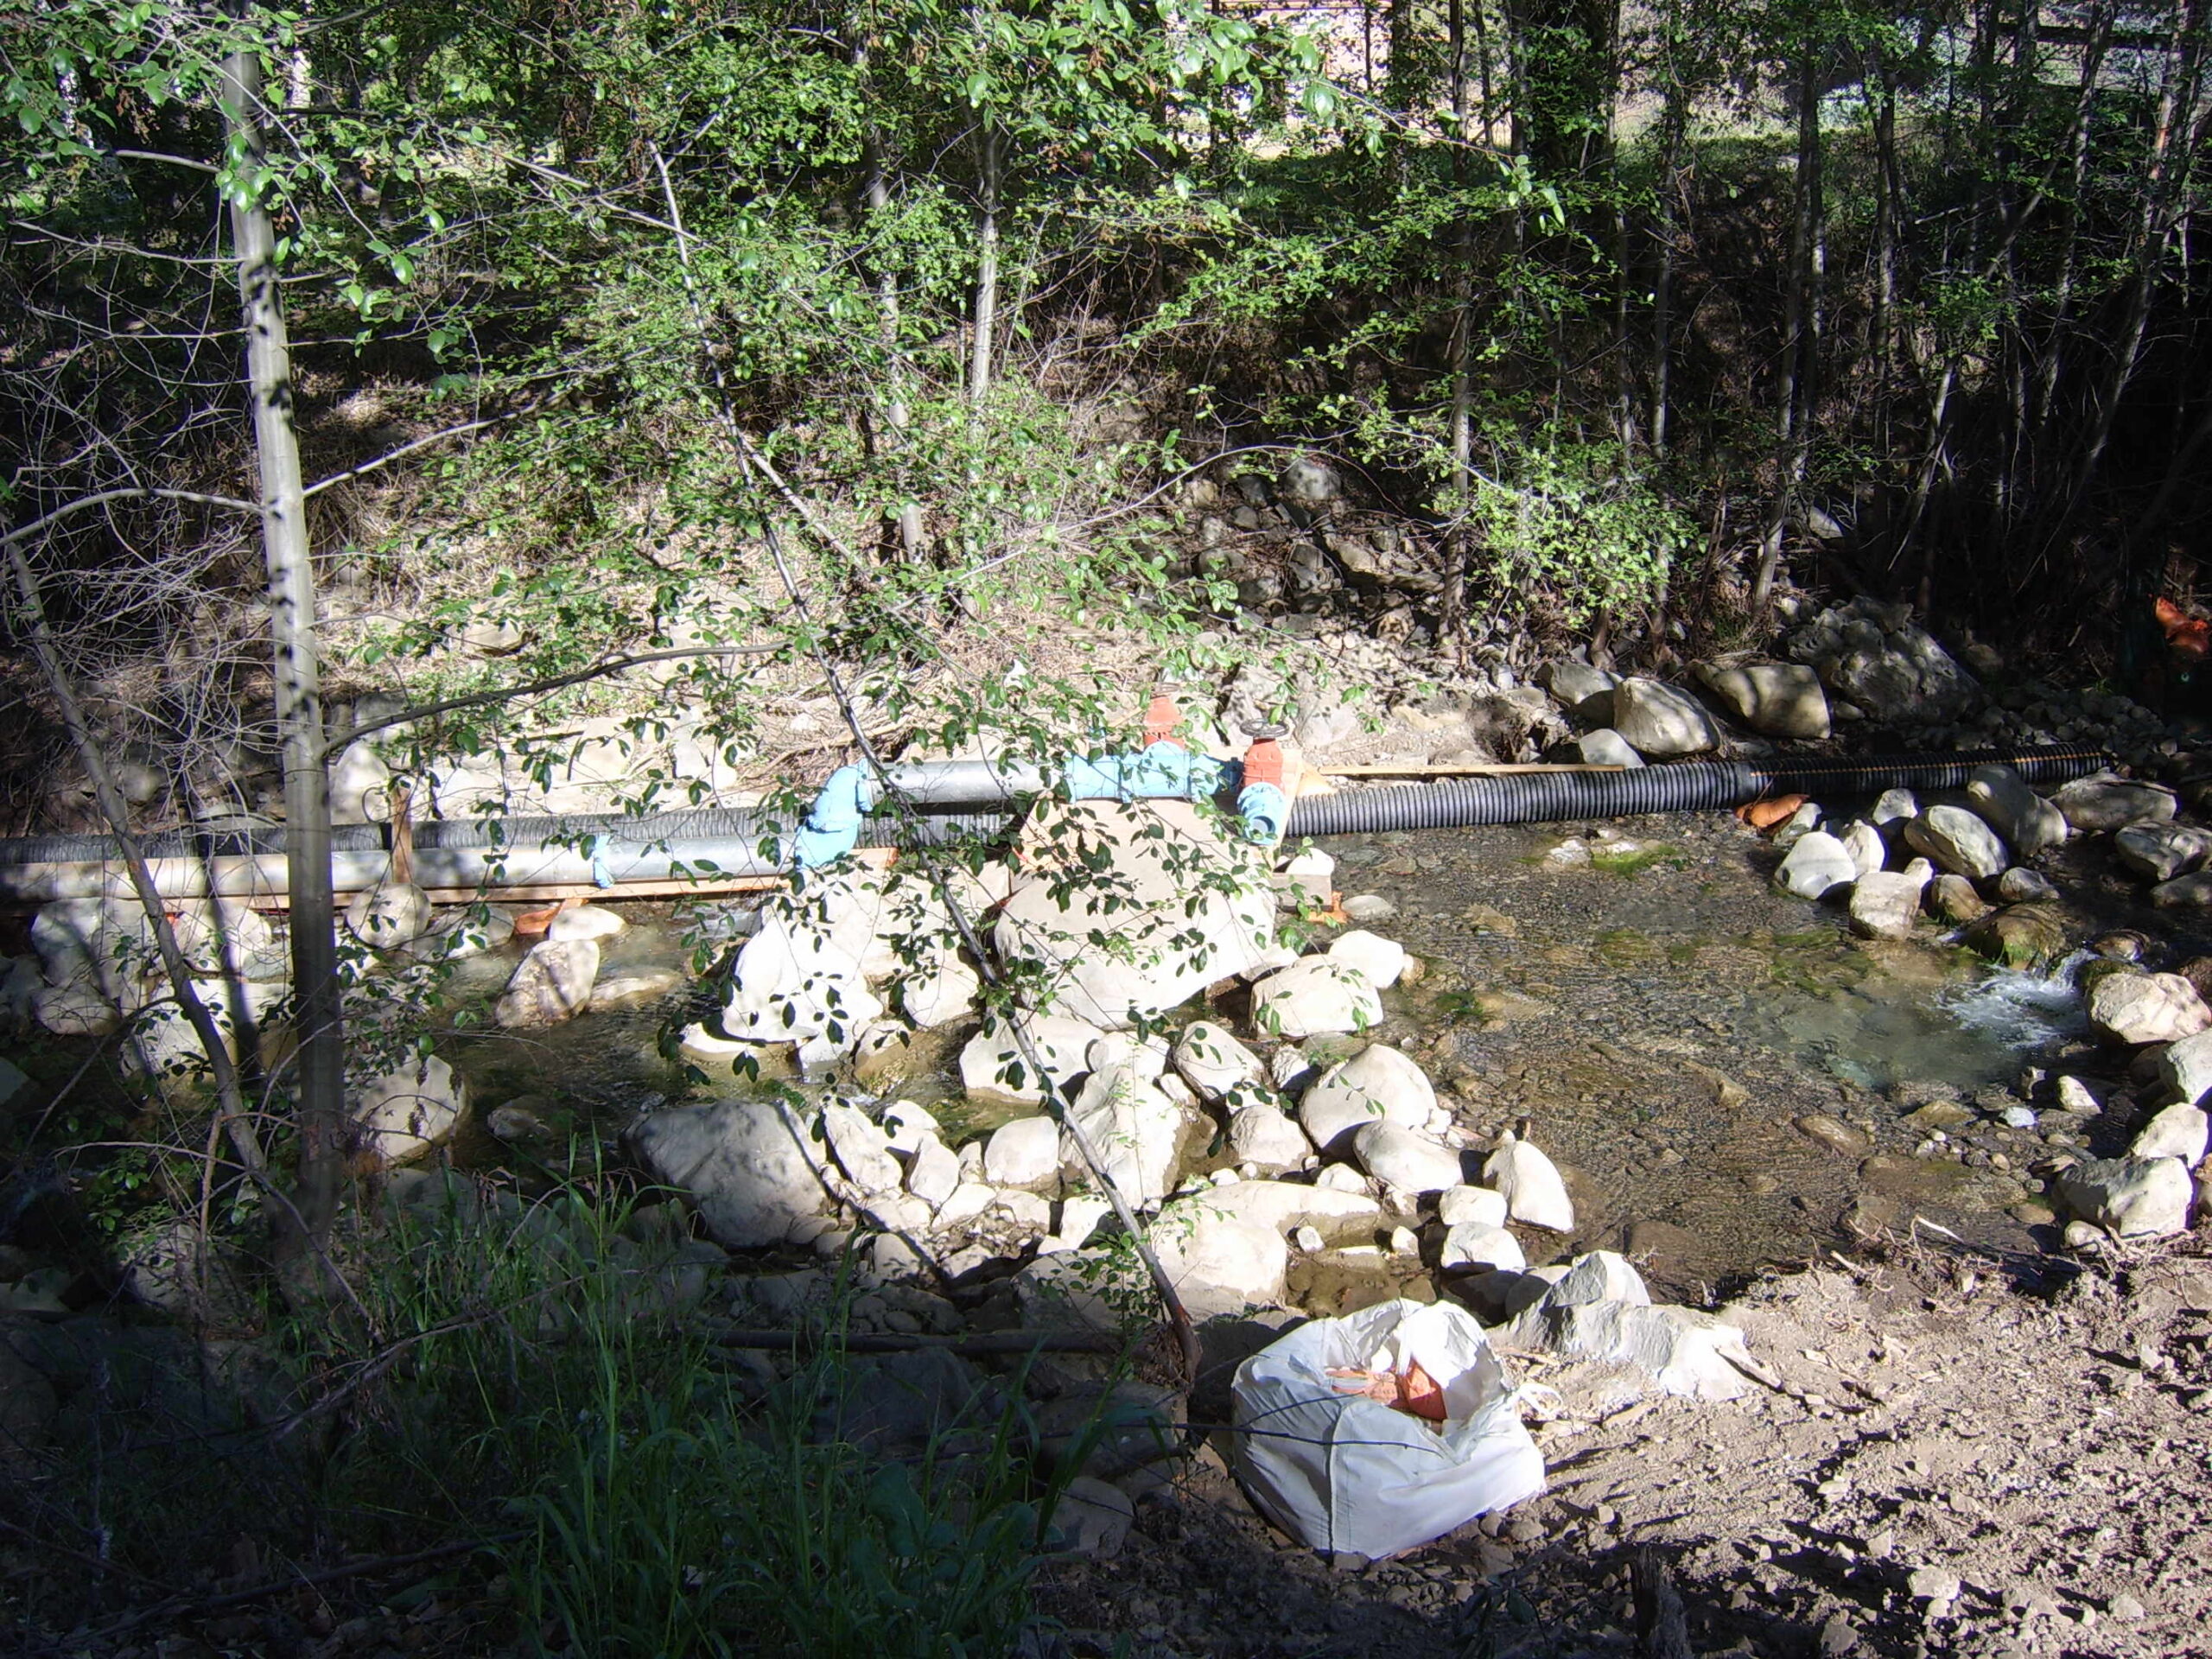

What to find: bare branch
left=329, top=643, right=786, bottom=756
left=3, top=487, right=262, bottom=550
left=106, top=148, right=222, bottom=174
left=301, top=403, right=543, bottom=499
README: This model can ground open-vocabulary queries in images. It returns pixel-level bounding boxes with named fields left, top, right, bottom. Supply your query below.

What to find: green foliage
left=1456, top=442, right=1688, bottom=626
left=512, top=1389, right=1039, bottom=1659
left=328, top=1188, right=1048, bottom=1658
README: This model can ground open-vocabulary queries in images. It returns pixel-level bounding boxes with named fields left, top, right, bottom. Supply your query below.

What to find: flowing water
left=429, top=811, right=2165, bottom=1296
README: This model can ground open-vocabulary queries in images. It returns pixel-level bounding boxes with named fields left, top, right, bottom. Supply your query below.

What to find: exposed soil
left=1035, top=1237, right=2212, bottom=1659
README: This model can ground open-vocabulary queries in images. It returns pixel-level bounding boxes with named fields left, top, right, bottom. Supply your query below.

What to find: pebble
left=1794, top=1114, right=1872, bottom=1156
left=1340, top=893, right=1399, bottom=924
left=2053, top=1076, right=2101, bottom=1115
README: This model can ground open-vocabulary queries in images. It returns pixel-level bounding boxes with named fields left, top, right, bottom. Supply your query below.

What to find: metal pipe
left=0, top=747, right=2115, bottom=904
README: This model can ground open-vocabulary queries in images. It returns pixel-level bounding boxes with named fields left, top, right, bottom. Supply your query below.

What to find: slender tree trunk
left=969, top=119, right=1000, bottom=408
left=1601, top=0, right=1633, bottom=449
left=1471, top=0, right=1496, bottom=135
left=1991, top=0, right=2041, bottom=526
left=1443, top=0, right=1474, bottom=648
left=1869, top=48, right=1898, bottom=456
left=2054, top=0, right=2204, bottom=537
left=2032, top=0, right=2115, bottom=435
left=1752, top=50, right=1822, bottom=615
left=853, top=35, right=922, bottom=560
left=1650, top=29, right=1686, bottom=456
left=4, top=544, right=271, bottom=1201
left=1894, top=361, right=1957, bottom=611
left=219, top=40, right=346, bottom=1264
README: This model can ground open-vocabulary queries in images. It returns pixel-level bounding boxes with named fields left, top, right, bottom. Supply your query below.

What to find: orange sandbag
left=1737, top=794, right=1808, bottom=833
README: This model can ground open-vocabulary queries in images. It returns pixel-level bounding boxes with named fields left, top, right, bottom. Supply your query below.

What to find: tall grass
left=332, top=1176, right=1048, bottom=1657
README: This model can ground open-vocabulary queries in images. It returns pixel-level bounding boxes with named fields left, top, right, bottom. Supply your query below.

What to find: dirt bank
left=1036, top=1237, right=2212, bottom=1659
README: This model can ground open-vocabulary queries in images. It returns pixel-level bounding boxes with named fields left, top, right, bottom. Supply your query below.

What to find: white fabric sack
left=1230, top=1298, right=1546, bottom=1559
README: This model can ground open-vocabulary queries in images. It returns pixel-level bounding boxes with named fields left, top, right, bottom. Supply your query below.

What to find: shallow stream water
left=428, top=809, right=2183, bottom=1297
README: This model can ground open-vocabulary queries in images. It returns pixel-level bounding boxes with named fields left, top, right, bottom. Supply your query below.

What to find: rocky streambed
left=401, top=802, right=2189, bottom=1306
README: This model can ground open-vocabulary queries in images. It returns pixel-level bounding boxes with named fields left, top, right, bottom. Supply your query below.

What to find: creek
left=428, top=810, right=2124, bottom=1298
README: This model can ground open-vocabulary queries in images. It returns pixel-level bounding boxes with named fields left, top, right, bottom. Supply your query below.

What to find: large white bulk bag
left=1230, top=1298, right=1546, bottom=1559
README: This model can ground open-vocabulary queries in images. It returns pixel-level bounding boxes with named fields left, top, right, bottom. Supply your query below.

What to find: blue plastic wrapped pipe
left=791, top=744, right=1284, bottom=868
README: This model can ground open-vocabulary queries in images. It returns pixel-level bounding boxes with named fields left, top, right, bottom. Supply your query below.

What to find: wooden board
left=413, top=876, right=785, bottom=905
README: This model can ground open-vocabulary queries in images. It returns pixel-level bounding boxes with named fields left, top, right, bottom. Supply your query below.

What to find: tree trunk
left=1443, top=0, right=1474, bottom=649
left=2052, top=0, right=2204, bottom=538
left=1751, top=49, right=1822, bottom=616
left=4, top=543, right=271, bottom=1205
left=1868, top=47, right=1897, bottom=455
left=1894, top=361, right=1957, bottom=612
left=1600, top=0, right=1631, bottom=449
left=853, top=34, right=923, bottom=561
left=1649, top=23, right=1687, bottom=456
left=2032, top=0, right=2115, bottom=435
left=219, top=40, right=346, bottom=1265
left=969, top=120, right=1001, bottom=409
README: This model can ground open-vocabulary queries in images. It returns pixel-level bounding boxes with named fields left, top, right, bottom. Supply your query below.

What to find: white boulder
left=2088, top=972, right=2212, bottom=1046
left=1438, top=1223, right=1526, bottom=1272
left=1250, top=957, right=1382, bottom=1039
left=1172, top=1021, right=1265, bottom=1101
left=1848, top=866, right=1931, bottom=939
left=1160, top=1179, right=1380, bottom=1238
left=1229, top=1102, right=1312, bottom=1173
left=958, top=1010, right=1104, bottom=1106
left=1064, top=1063, right=1187, bottom=1207
left=1509, top=1296, right=1751, bottom=1402
left=2113, top=823, right=2212, bottom=883
left=1326, top=930, right=1408, bottom=990
left=983, top=1116, right=1062, bottom=1188
left=1777, top=832, right=1858, bottom=899
left=1902, top=805, right=2008, bottom=880
left=346, top=880, right=431, bottom=950
left=1693, top=663, right=1829, bottom=739
left=822, top=1103, right=903, bottom=1196
left=547, top=904, right=626, bottom=942
left=2056, top=1156, right=2196, bottom=1238
left=1556, top=729, right=1643, bottom=767
left=2051, top=775, right=2178, bottom=834
left=993, top=799, right=1275, bottom=1029
left=1351, top=1123, right=1465, bottom=1195
left=1436, top=1185, right=1510, bottom=1229
left=1610, top=677, right=1720, bottom=756
left=2130, top=1103, right=2209, bottom=1166
left=1299, top=1045, right=1435, bottom=1154
left=1154, top=1215, right=1287, bottom=1319
left=2155, top=1029, right=2212, bottom=1106
left=1484, top=1132, right=1575, bottom=1232
left=1838, top=820, right=1888, bottom=880
left=905, top=1135, right=962, bottom=1208
left=495, top=938, right=600, bottom=1027
left=352, top=1055, right=467, bottom=1166
left=630, top=1100, right=836, bottom=1249
left=1963, top=765, right=2067, bottom=855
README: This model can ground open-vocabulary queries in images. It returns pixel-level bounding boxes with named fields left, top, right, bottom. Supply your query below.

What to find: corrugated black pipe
left=1281, top=746, right=2115, bottom=837
left=0, top=744, right=2114, bottom=868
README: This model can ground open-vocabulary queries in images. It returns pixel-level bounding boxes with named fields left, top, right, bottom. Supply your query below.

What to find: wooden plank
left=413, top=876, right=784, bottom=904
